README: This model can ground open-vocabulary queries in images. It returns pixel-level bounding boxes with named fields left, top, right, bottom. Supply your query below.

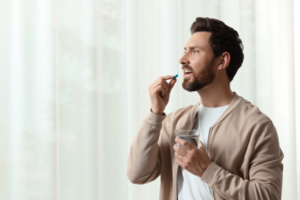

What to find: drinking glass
left=176, top=129, right=200, bottom=149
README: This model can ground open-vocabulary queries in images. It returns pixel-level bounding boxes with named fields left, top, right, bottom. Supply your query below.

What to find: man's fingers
left=161, top=75, right=176, bottom=80
left=198, top=141, right=205, bottom=149
left=149, top=74, right=177, bottom=98
left=152, top=85, right=167, bottom=96
left=151, top=77, right=170, bottom=89
left=167, top=79, right=177, bottom=94
left=173, top=143, right=188, bottom=156
left=153, top=75, right=176, bottom=85
left=153, top=81, right=168, bottom=91
left=175, top=152, right=187, bottom=163
left=176, top=159, right=186, bottom=169
left=175, top=137, right=193, bottom=151
left=152, top=78, right=174, bottom=96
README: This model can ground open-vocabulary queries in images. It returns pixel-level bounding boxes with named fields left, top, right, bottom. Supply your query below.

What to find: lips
left=183, top=68, right=193, bottom=77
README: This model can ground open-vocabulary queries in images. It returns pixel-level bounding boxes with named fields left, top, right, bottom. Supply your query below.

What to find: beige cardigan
left=127, top=93, right=283, bottom=200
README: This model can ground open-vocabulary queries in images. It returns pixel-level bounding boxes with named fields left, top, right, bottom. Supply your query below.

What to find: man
left=127, top=17, right=283, bottom=200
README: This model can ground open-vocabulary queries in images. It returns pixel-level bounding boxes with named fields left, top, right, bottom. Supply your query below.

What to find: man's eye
left=193, top=50, right=199, bottom=53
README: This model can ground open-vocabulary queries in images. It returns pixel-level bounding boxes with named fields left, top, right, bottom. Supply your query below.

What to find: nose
left=179, top=53, right=190, bottom=65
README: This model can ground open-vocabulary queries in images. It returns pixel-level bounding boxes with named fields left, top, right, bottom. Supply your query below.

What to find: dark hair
left=190, top=17, right=244, bottom=82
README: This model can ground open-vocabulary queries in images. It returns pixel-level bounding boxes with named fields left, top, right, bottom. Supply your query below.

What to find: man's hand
left=173, top=137, right=212, bottom=177
left=148, top=75, right=177, bottom=115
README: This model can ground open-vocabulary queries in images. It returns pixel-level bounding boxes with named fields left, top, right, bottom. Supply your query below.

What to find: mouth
left=183, top=69, right=193, bottom=77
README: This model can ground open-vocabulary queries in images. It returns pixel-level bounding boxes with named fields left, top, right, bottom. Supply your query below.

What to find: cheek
left=191, top=59, right=206, bottom=70
left=194, top=59, right=213, bottom=72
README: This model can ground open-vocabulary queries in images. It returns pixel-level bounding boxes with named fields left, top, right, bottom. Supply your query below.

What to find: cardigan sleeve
left=126, top=111, right=166, bottom=184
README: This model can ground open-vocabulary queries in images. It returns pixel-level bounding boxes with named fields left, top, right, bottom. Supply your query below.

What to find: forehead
left=184, top=31, right=212, bottom=49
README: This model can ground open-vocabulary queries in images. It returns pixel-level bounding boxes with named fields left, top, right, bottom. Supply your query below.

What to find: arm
left=127, top=75, right=177, bottom=184
left=201, top=121, right=283, bottom=200
left=126, top=111, right=165, bottom=184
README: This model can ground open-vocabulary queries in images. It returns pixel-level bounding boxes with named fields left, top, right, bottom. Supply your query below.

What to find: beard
left=182, top=64, right=215, bottom=91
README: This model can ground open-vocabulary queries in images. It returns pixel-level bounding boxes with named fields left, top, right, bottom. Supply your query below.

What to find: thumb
left=198, top=141, right=204, bottom=149
left=167, top=79, right=177, bottom=94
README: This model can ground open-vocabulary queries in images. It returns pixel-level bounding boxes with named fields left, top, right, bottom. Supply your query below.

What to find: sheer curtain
left=0, top=0, right=299, bottom=200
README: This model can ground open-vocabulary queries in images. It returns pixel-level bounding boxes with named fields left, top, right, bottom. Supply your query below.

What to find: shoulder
left=232, top=96, right=272, bottom=126
left=227, top=96, right=281, bottom=153
left=222, top=95, right=278, bottom=141
left=230, top=96, right=280, bottom=145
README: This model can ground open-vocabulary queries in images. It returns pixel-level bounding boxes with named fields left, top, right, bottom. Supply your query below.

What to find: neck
left=197, top=82, right=234, bottom=107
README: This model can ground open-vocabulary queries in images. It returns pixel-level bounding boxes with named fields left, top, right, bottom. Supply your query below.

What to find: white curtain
left=0, top=0, right=299, bottom=199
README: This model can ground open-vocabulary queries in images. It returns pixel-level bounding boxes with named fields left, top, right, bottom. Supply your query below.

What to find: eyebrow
left=184, top=46, right=203, bottom=51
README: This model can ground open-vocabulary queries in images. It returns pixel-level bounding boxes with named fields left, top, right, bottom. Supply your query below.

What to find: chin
left=182, top=79, right=211, bottom=92
left=182, top=83, right=200, bottom=92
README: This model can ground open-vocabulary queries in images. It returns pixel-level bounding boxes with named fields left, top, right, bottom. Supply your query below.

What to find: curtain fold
left=0, top=0, right=299, bottom=199
left=294, top=0, right=300, bottom=197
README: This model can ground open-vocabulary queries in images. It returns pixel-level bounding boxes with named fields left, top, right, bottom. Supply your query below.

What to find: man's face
left=179, top=32, right=217, bottom=91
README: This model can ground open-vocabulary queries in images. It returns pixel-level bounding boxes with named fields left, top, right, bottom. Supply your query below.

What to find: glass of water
left=176, top=129, right=200, bottom=149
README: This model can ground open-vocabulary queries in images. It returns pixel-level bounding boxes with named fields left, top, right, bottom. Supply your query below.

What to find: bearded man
left=127, top=17, right=283, bottom=200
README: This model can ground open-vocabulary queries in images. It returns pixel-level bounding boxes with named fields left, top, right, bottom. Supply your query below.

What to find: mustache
left=182, top=65, right=193, bottom=71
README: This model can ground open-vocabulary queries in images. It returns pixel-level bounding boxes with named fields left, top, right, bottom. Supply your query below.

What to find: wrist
left=200, top=161, right=212, bottom=177
left=150, top=108, right=164, bottom=116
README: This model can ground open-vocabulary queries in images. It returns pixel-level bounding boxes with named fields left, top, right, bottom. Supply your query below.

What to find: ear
left=217, top=52, right=230, bottom=70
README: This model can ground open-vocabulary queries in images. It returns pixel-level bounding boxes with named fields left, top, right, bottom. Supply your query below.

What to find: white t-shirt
left=177, top=104, right=229, bottom=200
